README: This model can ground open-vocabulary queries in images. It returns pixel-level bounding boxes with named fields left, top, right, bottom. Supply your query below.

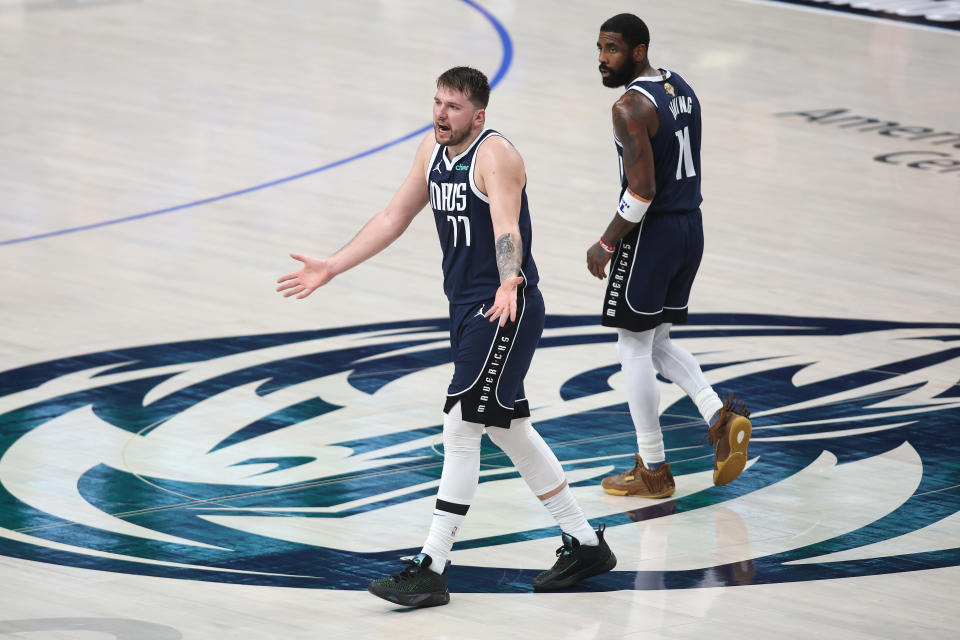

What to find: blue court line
left=0, top=0, right=514, bottom=247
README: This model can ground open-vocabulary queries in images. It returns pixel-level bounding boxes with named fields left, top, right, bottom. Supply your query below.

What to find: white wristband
left=617, top=189, right=651, bottom=223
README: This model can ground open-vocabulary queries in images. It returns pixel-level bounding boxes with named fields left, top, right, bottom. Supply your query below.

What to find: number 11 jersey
left=616, top=69, right=703, bottom=214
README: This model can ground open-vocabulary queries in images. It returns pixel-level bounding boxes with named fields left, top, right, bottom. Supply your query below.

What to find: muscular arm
left=276, top=133, right=433, bottom=298
left=478, top=136, right=525, bottom=282
left=587, top=92, right=659, bottom=279
left=615, top=92, right=658, bottom=203
left=476, top=136, right=526, bottom=325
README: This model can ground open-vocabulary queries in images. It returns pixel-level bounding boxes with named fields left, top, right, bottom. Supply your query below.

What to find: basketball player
left=586, top=14, right=753, bottom=498
left=277, top=67, right=615, bottom=607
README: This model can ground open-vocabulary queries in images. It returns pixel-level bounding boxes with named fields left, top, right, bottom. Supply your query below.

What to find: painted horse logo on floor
left=0, top=314, right=957, bottom=592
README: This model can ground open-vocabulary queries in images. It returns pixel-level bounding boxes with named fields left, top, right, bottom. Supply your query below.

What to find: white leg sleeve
left=485, top=417, right=565, bottom=497
left=617, top=328, right=665, bottom=463
left=421, top=403, right=483, bottom=573
left=487, top=419, right=598, bottom=546
left=651, top=324, right=723, bottom=424
left=435, top=402, right=483, bottom=506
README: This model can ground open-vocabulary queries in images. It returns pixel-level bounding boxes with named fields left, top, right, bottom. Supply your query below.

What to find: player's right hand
left=586, top=243, right=612, bottom=280
left=276, top=253, right=335, bottom=299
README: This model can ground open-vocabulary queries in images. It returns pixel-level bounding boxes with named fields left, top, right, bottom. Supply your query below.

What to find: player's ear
left=474, top=107, right=485, bottom=127
left=633, top=43, right=646, bottom=63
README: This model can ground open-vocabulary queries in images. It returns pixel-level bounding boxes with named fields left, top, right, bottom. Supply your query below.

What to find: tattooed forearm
left=495, top=232, right=521, bottom=282
left=622, top=131, right=646, bottom=168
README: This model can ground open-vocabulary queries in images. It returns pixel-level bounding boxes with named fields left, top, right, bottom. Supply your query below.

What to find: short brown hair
left=436, top=66, right=490, bottom=109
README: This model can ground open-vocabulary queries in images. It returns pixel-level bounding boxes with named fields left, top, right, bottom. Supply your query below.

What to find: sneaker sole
left=714, top=415, right=751, bottom=486
left=533, top=551, right=618, bottom=592
left=367, top=585, right=450, bottom=608
left=601, top=485, right=675, bottom=498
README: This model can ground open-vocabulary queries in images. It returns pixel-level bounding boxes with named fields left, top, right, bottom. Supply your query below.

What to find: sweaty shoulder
left=613, top=90, right=658, bottom=124
left=613, top=90, right=659, bottom=137
left=475, top=134, right=525, bottom=189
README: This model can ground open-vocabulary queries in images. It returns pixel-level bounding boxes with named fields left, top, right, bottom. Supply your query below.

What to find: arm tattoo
left=622, top=130, right=646, bottom=169
left=613, top=93, right=651, bottom=175
left=495, top=232, right=521, bottom=282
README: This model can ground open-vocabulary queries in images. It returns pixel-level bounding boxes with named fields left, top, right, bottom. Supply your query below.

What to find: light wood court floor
left=1, top=0, right=958, bottom=638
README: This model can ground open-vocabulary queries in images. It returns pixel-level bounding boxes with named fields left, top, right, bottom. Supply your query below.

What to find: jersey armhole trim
left=628, top=86, right=658, bottom=109
left=427, top=143, right=442, bottom=184
left=468, top=131, right=504, bottom=203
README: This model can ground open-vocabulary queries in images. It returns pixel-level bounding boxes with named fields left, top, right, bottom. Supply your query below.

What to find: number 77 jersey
left=427, top=128, right=539, bottom=305
left=616, top=69, right=703, bottom=214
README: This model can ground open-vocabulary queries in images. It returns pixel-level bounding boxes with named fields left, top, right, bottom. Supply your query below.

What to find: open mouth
left=436, top=123, right=451, bottom=134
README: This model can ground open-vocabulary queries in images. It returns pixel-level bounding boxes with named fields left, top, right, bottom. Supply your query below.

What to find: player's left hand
left=484, top=276, right=524, bottom=327
left=586, top=243, right=613, bottom=279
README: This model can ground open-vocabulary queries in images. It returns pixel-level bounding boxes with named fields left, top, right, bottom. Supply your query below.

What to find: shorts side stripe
left=494, top=268, right=527, bottom=410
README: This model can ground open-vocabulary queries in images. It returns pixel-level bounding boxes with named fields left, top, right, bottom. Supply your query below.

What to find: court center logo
left=0, top=314, right=958, bottom=592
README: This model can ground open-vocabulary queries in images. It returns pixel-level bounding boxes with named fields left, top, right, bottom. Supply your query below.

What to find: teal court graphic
left=0, top=314, right=958, bottom=591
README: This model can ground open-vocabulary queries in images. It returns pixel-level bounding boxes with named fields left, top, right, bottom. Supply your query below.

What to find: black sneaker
left=367, top=553, right=450, bottom=607
left=533, top=524, right=617, bottom=591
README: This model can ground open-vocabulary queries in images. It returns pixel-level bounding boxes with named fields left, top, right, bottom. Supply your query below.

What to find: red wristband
left=598, top=238, right=616, bottom=253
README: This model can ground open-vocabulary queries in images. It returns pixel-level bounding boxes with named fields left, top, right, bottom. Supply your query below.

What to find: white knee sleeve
left=436, top=403, right=483, bottom=506
left=485, top=417, right=565, bottom=497
left=651, top=324, right=723, bottom=423
left=617, top=328, right=665, bottom=463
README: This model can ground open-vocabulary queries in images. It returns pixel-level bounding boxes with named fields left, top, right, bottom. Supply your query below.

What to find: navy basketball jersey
left=615, top=69, right=703, bottom=214
left=428, top=129, right=539, bottom=305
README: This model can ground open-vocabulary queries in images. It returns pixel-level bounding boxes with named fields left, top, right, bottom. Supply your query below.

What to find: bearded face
left=433, top=87, right=481, bottom=149
left=597, top=32, right=643, bottom=88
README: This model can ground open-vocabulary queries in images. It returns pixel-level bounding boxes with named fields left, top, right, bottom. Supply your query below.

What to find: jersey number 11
left=674, top=126, right=696, bottom=180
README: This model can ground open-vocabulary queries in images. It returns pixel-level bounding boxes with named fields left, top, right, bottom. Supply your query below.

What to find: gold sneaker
left=707, top=394, right=752, bottom=486
left=601, top=454, right=675, bottom=498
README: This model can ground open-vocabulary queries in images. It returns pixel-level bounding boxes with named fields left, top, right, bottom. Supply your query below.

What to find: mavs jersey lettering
left=615, top=69, right=703, bottom=214
left=428, top=129, right=539, bottom=304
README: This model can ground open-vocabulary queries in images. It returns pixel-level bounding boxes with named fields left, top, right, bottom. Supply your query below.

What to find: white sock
left=541, top=487, right=599, bottom=546
left=695, top=387, right=724, bottom=426
left=651, top=324, right=723, bottom=425
left=617, top=328, right=665, bottom=464
left=421, top=509, right=465, bottom=574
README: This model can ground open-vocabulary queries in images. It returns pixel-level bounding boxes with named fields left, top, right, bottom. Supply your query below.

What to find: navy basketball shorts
left=602, top=209, right=704, bottom=332
left=444, top=286, right=546, bottom=428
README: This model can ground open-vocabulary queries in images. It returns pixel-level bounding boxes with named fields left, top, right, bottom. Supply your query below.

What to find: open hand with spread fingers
left=276, top=253, right=336, bottom=299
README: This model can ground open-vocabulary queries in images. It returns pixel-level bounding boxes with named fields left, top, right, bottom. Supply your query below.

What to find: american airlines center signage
left=777, top=109, right=960, bottom=176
